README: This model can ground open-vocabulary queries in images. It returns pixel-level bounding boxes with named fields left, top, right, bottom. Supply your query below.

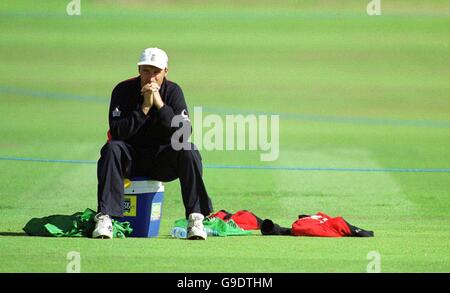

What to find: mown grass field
left=0, top=0, right=449, bottom=272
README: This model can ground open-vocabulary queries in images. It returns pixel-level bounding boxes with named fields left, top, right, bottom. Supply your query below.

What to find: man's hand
left=152, top=90, right=164, bottom=110
left=141, top=78, right=164, bottom=113
left=140, top=86, right=153, bottom=115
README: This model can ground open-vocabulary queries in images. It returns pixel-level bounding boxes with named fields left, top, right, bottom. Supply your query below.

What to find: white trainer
left=187, top=213, right=207, bottom=240
left=92, top=213, right=113, bottom=239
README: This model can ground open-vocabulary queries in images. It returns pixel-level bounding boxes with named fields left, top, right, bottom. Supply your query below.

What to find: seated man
left=94, top=47, right=213, bottom=240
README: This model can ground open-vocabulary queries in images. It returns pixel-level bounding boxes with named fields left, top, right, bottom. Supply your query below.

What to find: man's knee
left=178, top=143, right=201, bottom=162
left=101, top=141, right=126, bottom=158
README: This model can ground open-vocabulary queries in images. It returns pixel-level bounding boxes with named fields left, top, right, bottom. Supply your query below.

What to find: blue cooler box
left=122, top=177, right=164, bottom=237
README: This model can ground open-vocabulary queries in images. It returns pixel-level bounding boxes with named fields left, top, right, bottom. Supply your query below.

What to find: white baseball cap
left=137, top=47, right=168, bottom=69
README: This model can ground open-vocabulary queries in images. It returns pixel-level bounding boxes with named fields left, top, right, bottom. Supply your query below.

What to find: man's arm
left=109, top=84, right=149, bottom=140
left=156, top=83, right=189, bottom=132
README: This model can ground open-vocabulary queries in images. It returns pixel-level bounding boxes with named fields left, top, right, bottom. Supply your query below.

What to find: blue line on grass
left=0, top=156, right=96, bottom=164
left=2, top=85, right=450, bottom=129
left=1, top=156, right=449, bottom=173
left=201, top=106, right=450, bottom=128
left=0, top=86, right=106, bottom=103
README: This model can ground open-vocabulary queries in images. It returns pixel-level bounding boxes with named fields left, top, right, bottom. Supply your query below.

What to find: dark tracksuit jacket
left=109, top=76, right=186, bottom=149
left=97, top=76, right=213, bottom=218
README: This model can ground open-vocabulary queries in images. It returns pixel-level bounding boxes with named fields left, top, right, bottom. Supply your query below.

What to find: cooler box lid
left=124, top=179, right=164, bottom=194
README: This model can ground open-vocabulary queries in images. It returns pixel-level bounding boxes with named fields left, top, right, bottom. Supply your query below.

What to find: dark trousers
left=97, top=141, right=213, bottom=219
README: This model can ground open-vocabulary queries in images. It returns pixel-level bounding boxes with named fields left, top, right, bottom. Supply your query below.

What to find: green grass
left=0, top=0, right=449, bottom=272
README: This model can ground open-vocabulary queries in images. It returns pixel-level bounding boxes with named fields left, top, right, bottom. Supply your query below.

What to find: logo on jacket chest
left=112, top=106, right=121, bottom=117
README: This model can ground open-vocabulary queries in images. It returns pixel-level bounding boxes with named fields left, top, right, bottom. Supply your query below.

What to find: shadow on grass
left=0, top=232, right=28, bottom=236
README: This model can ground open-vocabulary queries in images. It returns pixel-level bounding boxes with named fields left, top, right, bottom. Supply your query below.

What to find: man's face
left=139, top=65, right=168, bottom=87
